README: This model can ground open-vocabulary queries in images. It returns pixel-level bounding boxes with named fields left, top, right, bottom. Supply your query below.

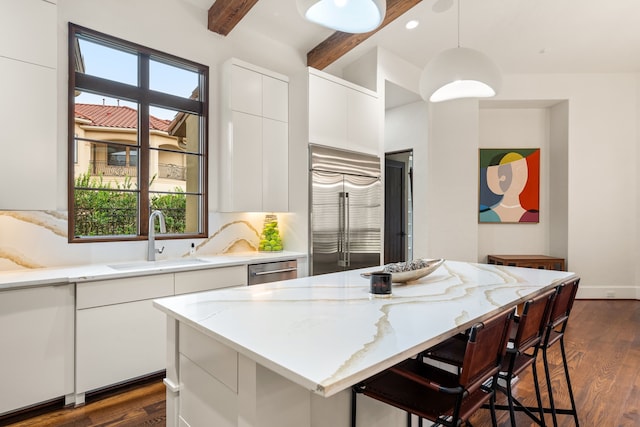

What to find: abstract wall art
left=479, top=148, right=540, bottom=223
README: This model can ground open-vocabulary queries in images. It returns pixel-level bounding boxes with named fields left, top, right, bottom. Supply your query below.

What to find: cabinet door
left=230, top=65, right=262, bottom=116
left=262, top=75, right=288, bottom=122
left=76, top=298, right=166, bottom=394
left=179, top=354, right=237, bottom=427
left=347, top=89, right=380, bottom=155
left=0, top=0, right=56, bottom=67
left=0, top=285, right=73, bottom=415
left=308, top=74, right=348, bottom=148
left=262, top=119, right=289, bottom=212
left=0, top=57, right=57, bottom=210
left=227, top=111, right=263, bottom=212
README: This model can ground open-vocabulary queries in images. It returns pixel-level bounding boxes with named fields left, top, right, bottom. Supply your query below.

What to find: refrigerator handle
left=338, top=192, right=350, bottom=267
left=344, top=192, right=350, bottom=267
left=338, top=192, right=346, bottom=267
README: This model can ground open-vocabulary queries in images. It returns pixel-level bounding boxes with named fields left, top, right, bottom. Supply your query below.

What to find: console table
left=487, top=254, right=565, bottom=271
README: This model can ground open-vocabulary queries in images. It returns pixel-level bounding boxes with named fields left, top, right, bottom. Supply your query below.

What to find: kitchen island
left=153, top=260, right=577, bottom=427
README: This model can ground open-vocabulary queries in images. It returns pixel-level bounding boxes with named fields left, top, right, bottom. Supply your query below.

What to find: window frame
left=68, top=23, right=208, bottom=243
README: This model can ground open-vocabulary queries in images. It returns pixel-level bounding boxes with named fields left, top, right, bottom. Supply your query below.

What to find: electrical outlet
left=606, top=291, right=615, bottom=299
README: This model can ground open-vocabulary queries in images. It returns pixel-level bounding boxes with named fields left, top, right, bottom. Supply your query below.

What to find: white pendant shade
left=419, top=47, right=502, bottom=102
left=297, top=0, right=386, bottom=34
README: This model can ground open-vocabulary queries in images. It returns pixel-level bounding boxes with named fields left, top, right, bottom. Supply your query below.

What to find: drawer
left=174, top=265, right=246, bottom=295
left=77, top=274, right=174, bottom=309
left=180, top=323, right=238, bottom=392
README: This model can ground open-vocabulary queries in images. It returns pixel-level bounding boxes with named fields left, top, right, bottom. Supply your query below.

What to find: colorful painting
left=479, top=148, right=540, bottom=223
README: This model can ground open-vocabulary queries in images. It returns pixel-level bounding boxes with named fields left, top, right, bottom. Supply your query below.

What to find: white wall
left=383, top=94, right=480, bottom=263
left=548, top=102, right=570, bottom=262
left=477, top=107, right=552, bottom=260
left=377, top=46, right=639, bottom=298
left=499, top=74, right=638, bottom=299
left=424, top=100, right=480, bottom=262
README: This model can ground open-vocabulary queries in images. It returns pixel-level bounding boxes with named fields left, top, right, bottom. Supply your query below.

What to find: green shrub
left=74, top=171, right=186, bottom=237
left=151, top=189, right=186, bottom=234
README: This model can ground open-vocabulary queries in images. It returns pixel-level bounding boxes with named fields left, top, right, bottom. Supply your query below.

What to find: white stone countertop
left=0, top=251, right=306, bottom=291
left=153, top=260, right=577, bottom=398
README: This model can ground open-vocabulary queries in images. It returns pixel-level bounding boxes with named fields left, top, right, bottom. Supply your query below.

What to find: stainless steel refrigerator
left=309, top=145, right=382, bottom=276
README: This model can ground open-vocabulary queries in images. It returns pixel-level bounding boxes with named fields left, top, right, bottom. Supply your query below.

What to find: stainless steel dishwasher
left=248, top=259, right=297, bottom=285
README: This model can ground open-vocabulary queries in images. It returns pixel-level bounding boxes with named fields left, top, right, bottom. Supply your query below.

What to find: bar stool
left=351, top=307, right=514, bottom=427
left=423, top=288, right=557, bottom=427
left=539, top=278, right=581, bottom=427
left=496, top=288, right=557, bottom=426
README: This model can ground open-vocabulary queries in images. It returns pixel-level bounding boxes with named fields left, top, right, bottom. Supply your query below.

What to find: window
left=68, top=24, right=208, bottom=242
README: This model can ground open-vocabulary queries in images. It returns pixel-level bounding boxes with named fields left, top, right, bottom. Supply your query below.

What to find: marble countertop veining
left=153, top=260, right=577, bottom=398
left=0, top=251, right=306, bottom=291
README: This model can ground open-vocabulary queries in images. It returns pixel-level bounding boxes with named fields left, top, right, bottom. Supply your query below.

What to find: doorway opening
left=384, top=150, right=413, bottom=263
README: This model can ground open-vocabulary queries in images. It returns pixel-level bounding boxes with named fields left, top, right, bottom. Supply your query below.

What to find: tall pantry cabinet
left=0, top=0, right=57, bottom=209
left=219, top=58, right=289, bottom=212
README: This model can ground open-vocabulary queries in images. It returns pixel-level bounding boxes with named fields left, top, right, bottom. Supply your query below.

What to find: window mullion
left=139, top=54, right=151, bottom=237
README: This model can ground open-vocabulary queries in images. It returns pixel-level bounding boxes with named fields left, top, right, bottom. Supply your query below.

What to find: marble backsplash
left=0, top=210, right=289, bottom=271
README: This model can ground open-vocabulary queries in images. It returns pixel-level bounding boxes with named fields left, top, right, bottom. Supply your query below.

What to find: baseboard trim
left=576, top=287, right=639, bottom=300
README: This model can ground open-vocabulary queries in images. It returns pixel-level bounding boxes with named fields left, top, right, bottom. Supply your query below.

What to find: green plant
left=74, top=171, right=187, bottom=236
left=151, top=188, right=186, bottom=233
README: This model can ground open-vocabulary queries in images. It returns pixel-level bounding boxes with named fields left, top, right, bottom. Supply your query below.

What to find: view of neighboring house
left=74, top=103, right=187, bottom=192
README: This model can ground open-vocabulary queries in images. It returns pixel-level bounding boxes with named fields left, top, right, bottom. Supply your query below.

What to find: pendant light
left=297, top=0, right=386, bottom=34
left=419, top=0, right=501, bottom=102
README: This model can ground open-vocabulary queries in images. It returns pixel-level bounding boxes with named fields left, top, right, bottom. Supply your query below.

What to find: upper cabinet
left=308, top=68, right=380, bottom=155
left=220, top=59, right=289, bottom=212
left=0, top=0, right=57, bottom=210
left=0, top=0, right=57, bottom=67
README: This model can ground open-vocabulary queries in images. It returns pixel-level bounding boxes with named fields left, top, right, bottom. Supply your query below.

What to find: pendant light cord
left=457, top=0, right=461, bottom=48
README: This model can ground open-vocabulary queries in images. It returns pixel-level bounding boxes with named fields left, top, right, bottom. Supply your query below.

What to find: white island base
left=155, top=262, right=577, bottom=427
left=164, top=320, right=406, bottom=427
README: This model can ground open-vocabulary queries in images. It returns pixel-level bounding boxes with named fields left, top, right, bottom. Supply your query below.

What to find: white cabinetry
left=0, top=284, right=74, bottom=415
left=0, top=0, right=57, bottom=209
left=177, top=324, right=240, bottom=427
left=308, top=68, right=380, bottom=155
left=220, top=58, right=289, bottom=212
left=75, top=266, right=247, bottom=403
left=175, top=265, right=246, bottom=295
left=75, top=274, right=174, bottom=401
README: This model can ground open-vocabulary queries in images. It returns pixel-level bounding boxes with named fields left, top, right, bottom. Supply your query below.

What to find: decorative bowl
left=361, top=258, right=445, bottom=284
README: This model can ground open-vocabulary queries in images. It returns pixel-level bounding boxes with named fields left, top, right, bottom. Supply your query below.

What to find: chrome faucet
left=148, top=210, right=166, bottom=261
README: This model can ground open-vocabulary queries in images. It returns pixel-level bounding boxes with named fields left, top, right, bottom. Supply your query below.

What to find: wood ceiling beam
left=307, top=0, right=423, bottom=70
left=208, top=0, right=260, bottom=36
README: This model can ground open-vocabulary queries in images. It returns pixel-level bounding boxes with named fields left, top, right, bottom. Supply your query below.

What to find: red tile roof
left=74, top=104, right=171, bottom=131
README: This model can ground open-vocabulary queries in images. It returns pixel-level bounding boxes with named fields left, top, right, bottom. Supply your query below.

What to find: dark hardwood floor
left=1, top=378, right=166, bottom=427
left=2, top=300, right=638, bottom=427
left=470, top=299, right=640, bottom=427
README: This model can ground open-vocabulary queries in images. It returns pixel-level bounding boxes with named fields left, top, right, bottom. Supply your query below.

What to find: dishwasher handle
left=251, top=267, right=298, bottom=276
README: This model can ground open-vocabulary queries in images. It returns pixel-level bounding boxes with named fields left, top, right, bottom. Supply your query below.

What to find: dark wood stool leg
left=559, top=338, right=579, bottom=426
left=542, top=348, right=559, bottom=427
left=351, top=388, right=357, bottom=427
left=531, top=360, right=547, bottom=426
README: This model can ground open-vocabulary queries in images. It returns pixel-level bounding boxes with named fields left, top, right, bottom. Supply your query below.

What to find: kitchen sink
left=108, top=258, right=209, bottom=271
